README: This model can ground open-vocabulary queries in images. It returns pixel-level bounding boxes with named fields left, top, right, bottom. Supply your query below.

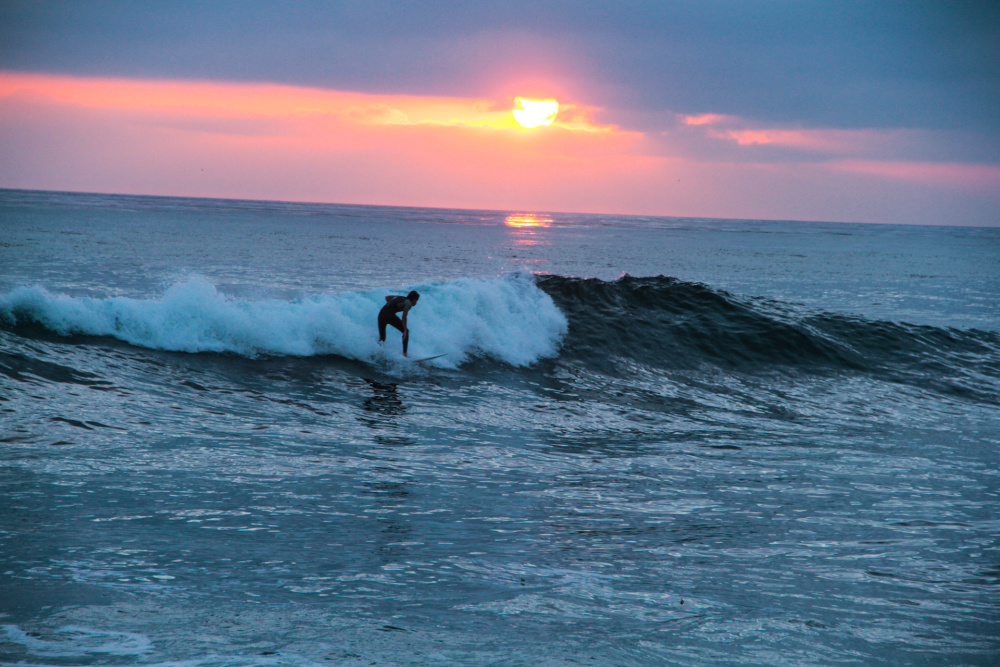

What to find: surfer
left=378, top=290, right=419, bottom=357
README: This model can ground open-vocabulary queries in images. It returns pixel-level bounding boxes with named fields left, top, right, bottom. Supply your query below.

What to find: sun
left=513, top=98, right=559, bottom=129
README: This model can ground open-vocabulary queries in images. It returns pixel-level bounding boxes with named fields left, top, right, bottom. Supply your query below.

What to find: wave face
left=0, top=273, right=567, bottom=367
left=537, top=274, right=1000, bottom=403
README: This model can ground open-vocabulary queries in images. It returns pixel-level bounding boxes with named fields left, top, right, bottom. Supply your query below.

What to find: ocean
left=1, top=188, right=998, bottom=666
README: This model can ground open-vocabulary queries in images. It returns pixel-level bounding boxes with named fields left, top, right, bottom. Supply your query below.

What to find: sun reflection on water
left=504, top=213, right=553, bottom=248
left=505, top=214, right=553, bottom=228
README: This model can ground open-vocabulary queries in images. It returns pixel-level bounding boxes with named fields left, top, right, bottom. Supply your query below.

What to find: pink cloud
left=680, top=112, right=907, bottom=155
left=720, top=128, right=867, bottom=152
left=681, top=113, right=740, bottom=126
left=826, top=159, right=1000, bottom=192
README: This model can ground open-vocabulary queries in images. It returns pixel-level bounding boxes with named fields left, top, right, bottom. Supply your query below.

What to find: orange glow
left=505, top=213, right=553, bottom=228
left=0, top=72, right=535, bottom=129
left=0, top=71, right=644, bottom=213
left=0, top=73, right=614, bottom=132
left=2, top=71, right=993, bottom=225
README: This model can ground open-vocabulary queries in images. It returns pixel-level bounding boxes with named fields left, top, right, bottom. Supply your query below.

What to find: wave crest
left=0, top=274, right=568, bottom=367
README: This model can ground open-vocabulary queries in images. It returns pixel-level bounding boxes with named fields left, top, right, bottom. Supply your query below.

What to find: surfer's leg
left=380, top=313, right=405, bottom=351
left=378, top=313, right=403, bottom=342
left=384, top=314, right=407, bottom=355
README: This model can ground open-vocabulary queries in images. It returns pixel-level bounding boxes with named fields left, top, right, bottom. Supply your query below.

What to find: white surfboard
left=408, top=353, right=447, bottom=363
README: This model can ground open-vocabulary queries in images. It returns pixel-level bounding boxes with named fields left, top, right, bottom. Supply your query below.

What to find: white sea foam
left=0, top=273, right=567, bottom=367
left=0, top=624, right=152, bottom=657
left=0, top=623, right=324, bottom=666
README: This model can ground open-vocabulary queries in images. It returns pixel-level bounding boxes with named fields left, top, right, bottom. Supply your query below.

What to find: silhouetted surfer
left=378, top=290, right=419, bottom=357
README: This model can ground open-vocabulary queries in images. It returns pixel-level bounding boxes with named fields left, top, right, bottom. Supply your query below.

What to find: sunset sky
left=1, top=2, right=998, bottom=225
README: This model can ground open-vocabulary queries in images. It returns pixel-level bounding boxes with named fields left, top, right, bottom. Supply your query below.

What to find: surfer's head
left=407, top=290, right=420, bottom=304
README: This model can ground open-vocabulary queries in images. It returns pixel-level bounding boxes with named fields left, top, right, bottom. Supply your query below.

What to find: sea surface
left=1, top=188, right=998, bottom=666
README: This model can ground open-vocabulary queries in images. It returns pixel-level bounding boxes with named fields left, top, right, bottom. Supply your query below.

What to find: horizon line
left=4, top=186, right=978, bottom=229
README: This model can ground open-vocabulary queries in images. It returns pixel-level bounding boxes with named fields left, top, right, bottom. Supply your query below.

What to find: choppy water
left=1, top=189, right=999, bottom=666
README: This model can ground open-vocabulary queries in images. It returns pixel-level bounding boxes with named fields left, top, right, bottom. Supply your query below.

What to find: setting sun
left=513, top=98, right=559, bottom=129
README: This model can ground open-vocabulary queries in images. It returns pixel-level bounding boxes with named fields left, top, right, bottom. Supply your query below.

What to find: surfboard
left=409, top=353, right=447, bottom=363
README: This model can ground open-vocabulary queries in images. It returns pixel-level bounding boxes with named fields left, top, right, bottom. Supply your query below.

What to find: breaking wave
left=3, top=273, right=998, bottom=404
left=0, top=273, right=567, bottom=367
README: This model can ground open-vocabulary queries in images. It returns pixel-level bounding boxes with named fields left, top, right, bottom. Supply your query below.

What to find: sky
left=1, top=1, right=998, bottom=225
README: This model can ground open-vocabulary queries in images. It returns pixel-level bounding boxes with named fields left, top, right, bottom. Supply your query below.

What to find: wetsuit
left=378, top=296, right=412, bottom=354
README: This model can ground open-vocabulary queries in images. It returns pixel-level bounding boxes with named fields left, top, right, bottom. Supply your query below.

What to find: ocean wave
left=3, top=273, right=998, bottom=404
left=538, top=274, right=1000, bottom=404
left=0, top=273, right=567, bottom=367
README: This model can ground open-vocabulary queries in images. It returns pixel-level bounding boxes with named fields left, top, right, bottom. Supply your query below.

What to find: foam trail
left=0, top=274, right=567, bottom=367
left=0, top=624, right=152, bottom=657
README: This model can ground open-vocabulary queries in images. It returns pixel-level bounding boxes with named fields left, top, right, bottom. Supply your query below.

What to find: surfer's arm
left=401, top=310, right=408, bottom=332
